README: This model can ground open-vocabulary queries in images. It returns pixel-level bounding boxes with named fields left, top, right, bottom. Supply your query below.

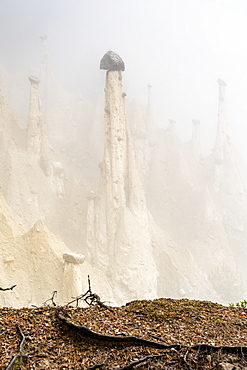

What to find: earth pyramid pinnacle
left=214, top=78, right=229, bottom=166
left=27, top=75, right=51, bottom=175
left=27, top=76, right=43, bottom=158
left=191, top=119, right=201, bottom=160
left=86, top=52, right=157, bottom=304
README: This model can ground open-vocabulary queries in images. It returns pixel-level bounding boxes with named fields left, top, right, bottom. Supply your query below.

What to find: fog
left=1, top=0, right=247, bottom=157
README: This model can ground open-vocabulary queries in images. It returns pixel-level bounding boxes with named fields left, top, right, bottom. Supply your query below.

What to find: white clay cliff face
left=0, top=193, right=115, bottom=308
left=0, top=69, right=115, bottom=308
left=1, top=53, right=247, bottom=306
left=85, top=67, right=220, bottom=305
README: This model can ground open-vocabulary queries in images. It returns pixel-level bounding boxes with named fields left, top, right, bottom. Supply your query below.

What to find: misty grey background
left=1, top=0, right=247, bottom=158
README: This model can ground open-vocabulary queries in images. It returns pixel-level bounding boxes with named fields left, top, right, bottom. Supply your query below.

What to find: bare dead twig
left=118, top=355, right=163, bottom=370
left=183, top=348, right=192, bottom=370
left=87, top=274, right=92, bottom=291
left=43, top=290, right=57, bottom=306
left=0, top=285, right=16, bottom=291
left=113, top=354, right=165, bottom=370
left=5, top=325, right=47, bottom=369
left=194, top=345, right=201, bottom=361
left=67, top=275, right=114, bottom=311
left=5, top=325, right=27, bottom=370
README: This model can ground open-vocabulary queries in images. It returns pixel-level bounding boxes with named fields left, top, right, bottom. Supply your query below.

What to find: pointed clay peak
left=217, top=78, right=227, bottom=86
left=27, top=75, right=52, bottom=175
left=27, top=75, right=43, bottom=158
left=100, top=51, right=125, bottom=71
left=166, top=119, right=177, bottom=145
left=147, top=84, right=152, bottom=97
left=39, top=34, right=55, bottom=90
left=217, top=78, right=227, bottom=101
left=40, top=35, right=49, bottom=64
left=146, top=85, right=153, bottom=115
left=145, top=85, right=156, bottom=131
left=168, top=119, right=176, bottom=132
left=30, top=219, right=50, bottom=234
left=25, top=219, right=69, bottom=255
left=214, top=78, right=229, bottom=165
left=191, top=119, right=201, bottom=160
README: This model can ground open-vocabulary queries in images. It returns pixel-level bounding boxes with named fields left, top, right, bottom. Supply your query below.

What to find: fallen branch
left=58, top=310, right=181, bottom=349
left=190, top=343, right=247, bottom=353
left=58, top=309, right=247, bottom=355
left=5, top=325, right=27, bottom=370
left=0, top=285, right=16, bottom=291
left=113, top=354, right=165, bottom=370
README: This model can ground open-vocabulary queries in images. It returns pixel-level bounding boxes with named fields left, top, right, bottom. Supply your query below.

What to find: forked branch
left=67, top=275, right=114, bottom=311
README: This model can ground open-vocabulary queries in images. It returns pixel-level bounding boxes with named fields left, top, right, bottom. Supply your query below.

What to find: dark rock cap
left=100, top=51, right=125, bottom=71
left=29, top=76, right=40, bottom=84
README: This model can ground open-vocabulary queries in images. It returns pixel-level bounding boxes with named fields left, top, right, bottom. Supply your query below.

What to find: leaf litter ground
left=1, top=298, right=247, bottom=369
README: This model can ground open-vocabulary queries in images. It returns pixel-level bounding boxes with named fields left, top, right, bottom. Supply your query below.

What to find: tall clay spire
left=40, top=35, right=49, bottom=84
left=39, top=35, right=53, bottom=119
left=102, top=70, right=129, bottom=209
left=214, top=78, right=229, bottom=165
left=191, top=119, right=201, bottom=160
left=27, top=76, right=43, bottom=159
left=27, top=75, right=51, bottom=175
left=145, top=84, right=154, bottom=131
left=86, top=51, right=157, bottom=304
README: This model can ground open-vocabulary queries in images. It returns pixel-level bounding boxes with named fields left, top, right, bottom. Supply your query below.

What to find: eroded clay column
left=27, top=76, right=43, bottom=159
left=214, top=78, right=228, bottom=165
left=191, top=119, right=201, bottom=160
left=85, top=51, right=158, bottom=304
left=100, top=51, right=127, bottom=211
left=145, top=84, right=154, bottom=131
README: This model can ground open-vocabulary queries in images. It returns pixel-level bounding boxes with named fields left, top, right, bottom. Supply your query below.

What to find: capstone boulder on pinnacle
left=100, top=51, right=125, bottom=71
